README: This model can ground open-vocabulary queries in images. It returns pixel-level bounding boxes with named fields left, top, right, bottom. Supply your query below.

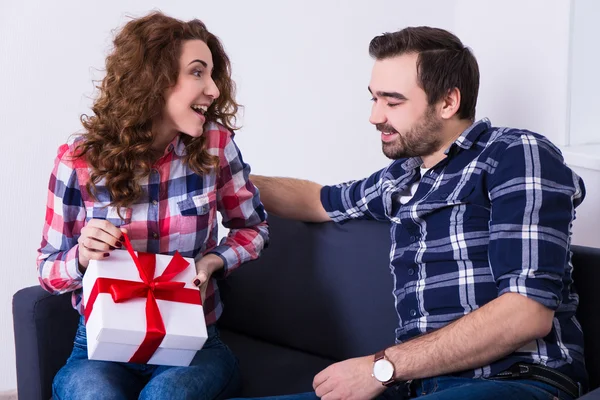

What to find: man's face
left=368, top=53, right=443, bottom=160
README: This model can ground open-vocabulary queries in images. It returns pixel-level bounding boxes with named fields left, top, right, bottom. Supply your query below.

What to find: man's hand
left=313, top=356, right=385, bottom=400
left=193, top=254, right=224, bottom=302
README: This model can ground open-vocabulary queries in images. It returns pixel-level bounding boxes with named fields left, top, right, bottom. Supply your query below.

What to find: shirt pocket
left=396, top=181, right=479, bottom=239
left=86, top=205, right=132, bottom=227
left=416, top=181, right=477, bottom=215
left=176, top=191, right=217, bottom=253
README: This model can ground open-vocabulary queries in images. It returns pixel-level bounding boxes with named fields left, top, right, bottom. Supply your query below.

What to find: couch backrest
left=220, top=216, right=600, bottom=387
left=219, top=215, right=398, bottom=361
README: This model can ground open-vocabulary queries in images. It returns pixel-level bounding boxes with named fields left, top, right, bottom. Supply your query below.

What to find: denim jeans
left=53, top=317, right=241, bottom=400
left=233, top=375, right=573, bottom=400
left=381, top=376, right=574, bottom=399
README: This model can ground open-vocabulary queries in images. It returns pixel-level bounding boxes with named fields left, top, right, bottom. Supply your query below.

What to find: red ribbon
left=84, top=234, right=201, bottom=364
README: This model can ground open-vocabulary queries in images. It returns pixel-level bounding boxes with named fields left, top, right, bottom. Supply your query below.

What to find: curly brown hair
left=75, top=11, right=239, bottom=210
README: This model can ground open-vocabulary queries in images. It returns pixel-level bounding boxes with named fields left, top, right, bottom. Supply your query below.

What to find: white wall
left=0, top=0, right=598, bottom=392
left=569, top=0, right=600, bottom=146
left=453, top=0, right=573, bottom=146
left=227, top=1, right=457, bottom=183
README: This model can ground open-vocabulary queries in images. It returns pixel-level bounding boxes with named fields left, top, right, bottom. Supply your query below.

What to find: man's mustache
left=376, top=124, right=398, bottom=134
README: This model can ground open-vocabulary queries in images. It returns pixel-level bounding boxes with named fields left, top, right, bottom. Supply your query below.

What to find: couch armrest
left=572, top=245, right=600, bottom=392
left=12, top=285, right=79, bottom=400
left=579, top=387, right=600, bottom=399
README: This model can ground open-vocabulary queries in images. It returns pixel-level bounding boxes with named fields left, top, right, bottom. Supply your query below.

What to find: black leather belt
left=490, top=363, right=582, bottom=399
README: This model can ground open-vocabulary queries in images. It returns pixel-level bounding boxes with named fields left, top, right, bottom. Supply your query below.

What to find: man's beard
left=378, top=106, right=444, bottom=160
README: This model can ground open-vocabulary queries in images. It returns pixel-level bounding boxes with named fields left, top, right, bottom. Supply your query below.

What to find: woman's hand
left=193, top=254, right=224, bottom=302
left=78, top=219, right=126, bottom=270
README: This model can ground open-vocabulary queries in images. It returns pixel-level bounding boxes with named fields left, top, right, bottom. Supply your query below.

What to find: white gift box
left=82, top=248, right=207, bottom=366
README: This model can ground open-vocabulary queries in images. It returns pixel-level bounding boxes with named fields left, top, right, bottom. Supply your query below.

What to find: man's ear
left=440, top=87, right=461, bottom=120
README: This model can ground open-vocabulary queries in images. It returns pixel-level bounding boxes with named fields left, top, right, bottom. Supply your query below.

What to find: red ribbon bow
left=84, top=234, right=202, bottom=364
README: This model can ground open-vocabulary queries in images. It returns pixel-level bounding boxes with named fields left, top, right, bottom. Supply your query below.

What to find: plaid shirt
left=37, top=122, right=269, bottom=326
left=321, top=119, right=587, bottom=383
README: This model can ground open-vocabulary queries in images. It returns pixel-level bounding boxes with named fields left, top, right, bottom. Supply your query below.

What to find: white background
left=0, top=0, right=598, bottom=392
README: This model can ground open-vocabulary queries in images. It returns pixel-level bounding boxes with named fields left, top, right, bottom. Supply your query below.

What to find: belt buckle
left=517, top=364, right=530, bottom=376
left=506, top=363, right=530, bottom=378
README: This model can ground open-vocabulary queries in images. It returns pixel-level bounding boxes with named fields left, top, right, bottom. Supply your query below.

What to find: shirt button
left=152, top=200, right=158, bottom=206
left=410, top=236, right=417, bottom=243
left=152, top=232, right=158, bottom=239
left=440, top=192, right=449, bottom=199
left=407, top=268, right=415, bottom=276
left=409, top=309, right=417, bottom=317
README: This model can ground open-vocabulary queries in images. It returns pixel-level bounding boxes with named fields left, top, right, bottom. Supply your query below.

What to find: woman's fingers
left=87, top=219, right=125, bottom=243
left=192, top=270, right=209, bottom=287
left=78, top=219, right=126, bottom=269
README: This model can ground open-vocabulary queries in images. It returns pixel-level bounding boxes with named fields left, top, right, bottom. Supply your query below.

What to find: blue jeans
left=382, top=376, right=574, bottom=399
left=235, top=376, right=573, bottom=400
left=53, top=317, right=241, bottom=400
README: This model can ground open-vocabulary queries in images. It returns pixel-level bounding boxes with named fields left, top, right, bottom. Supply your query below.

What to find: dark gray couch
left=12, top=216, right=600, bottom=399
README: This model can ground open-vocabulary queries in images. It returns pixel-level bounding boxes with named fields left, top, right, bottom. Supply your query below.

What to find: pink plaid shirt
left=37, top=122, right=269, bottom=325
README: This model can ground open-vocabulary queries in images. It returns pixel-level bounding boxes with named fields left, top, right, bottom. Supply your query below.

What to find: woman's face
left=159, top=40, right=220, bottom=140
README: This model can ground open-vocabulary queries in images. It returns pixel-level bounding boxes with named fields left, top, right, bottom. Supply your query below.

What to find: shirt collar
left=169, top=134, right=186, bottom=157
left=171, top=122, right=222, bottom=157
left=444, top=118, right=491, bottom=154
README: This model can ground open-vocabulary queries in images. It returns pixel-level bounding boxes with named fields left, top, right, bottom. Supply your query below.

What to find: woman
left=37, top=11, right=269, bottom=400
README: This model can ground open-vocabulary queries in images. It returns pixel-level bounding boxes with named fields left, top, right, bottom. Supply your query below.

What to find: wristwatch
left=372, top=349, right=395, bottom=386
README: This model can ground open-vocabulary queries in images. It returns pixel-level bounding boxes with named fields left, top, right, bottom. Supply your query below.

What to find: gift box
left=81, top=235, right=206, bottom=366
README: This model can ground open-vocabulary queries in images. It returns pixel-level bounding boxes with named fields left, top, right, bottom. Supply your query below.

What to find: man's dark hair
left=369, top=27, right=479, bottom=120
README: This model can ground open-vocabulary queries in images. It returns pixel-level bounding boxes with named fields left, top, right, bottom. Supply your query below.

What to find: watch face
left=373, top=359, right=394, bottom=382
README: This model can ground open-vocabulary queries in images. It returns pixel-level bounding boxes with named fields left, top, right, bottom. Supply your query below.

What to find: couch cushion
left=218, top=215, right=398, bottom=362
left=220, top=328, right=334, bottom=397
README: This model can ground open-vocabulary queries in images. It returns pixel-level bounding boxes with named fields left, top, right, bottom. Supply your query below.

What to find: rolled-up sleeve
left=488, top=133, right=585, bottom=310
left=37, top=144, right=86, bottom=295
left=320, top=168, right=389, bottom=223
left=207, top=133, right=269, bottom=276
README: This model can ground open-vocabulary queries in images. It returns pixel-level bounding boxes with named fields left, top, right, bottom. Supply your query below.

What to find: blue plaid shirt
left=321, top=119, right=587, bottom=384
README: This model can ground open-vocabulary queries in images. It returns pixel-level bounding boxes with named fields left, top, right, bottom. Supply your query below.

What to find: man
left=250, top=27, right=587, bottom=400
